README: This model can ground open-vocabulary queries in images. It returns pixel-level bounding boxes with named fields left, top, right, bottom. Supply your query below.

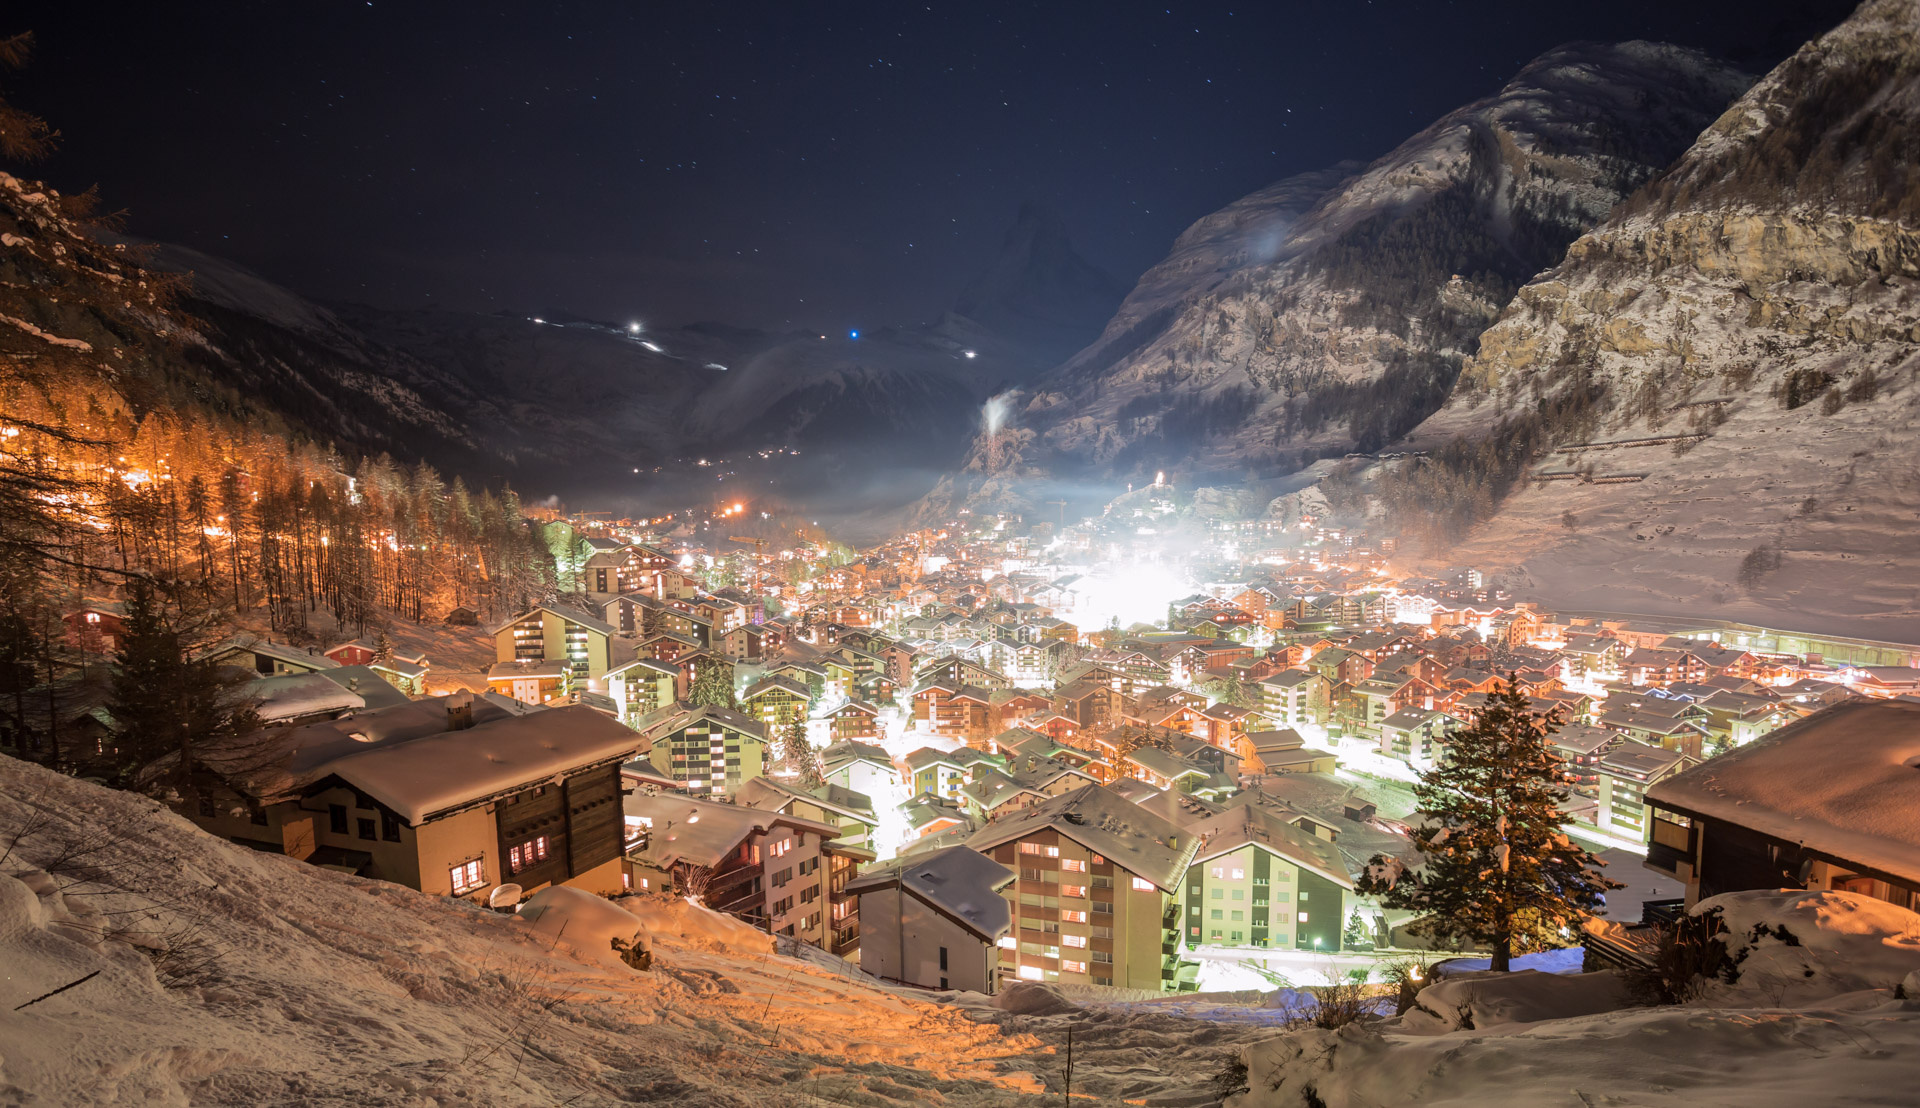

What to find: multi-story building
left=1178, top=802, right=1356, bottom=951
left=1258, top=669, right=1331, bottom=730
left=604, top=657, right=680, bottom=725
left=634, top=703, right=769, bottom=799
left=492, top=603, right=616, bottom=684
left=1596, top=740, right=1693, bottom=842
left=967, top=785, right=1200, bottom=993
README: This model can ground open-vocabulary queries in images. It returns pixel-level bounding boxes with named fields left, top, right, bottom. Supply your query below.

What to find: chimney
left=446, top=690, right=476, bottom=731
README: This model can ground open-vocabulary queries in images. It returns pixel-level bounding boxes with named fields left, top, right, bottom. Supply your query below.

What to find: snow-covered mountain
left=922, top=41, right=1754, bottom=520
left=1369, top=0, right=1920, bottom=641
left=124, top=205, right=1118, bottom=519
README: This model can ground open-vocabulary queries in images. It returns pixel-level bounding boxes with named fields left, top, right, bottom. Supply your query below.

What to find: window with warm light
left=1131, top=877, right=1154, bottom=892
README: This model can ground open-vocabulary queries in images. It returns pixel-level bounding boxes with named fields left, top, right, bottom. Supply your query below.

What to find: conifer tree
left=781, top=712, right=823, bottom=788
left=108, top=578, right=261, bottom=803
left=1357, top=677, right=1616, bottom=971
left=687, top=658, right=736, bottom=711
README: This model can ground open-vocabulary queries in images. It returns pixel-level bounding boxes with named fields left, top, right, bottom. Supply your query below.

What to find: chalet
left=199, top=636, right=339, bottom=678
left=967, top=785, right=1201, bottom=992
left=181, top=696, right=639, bottom=902
left=584, top=543, right=695, bottom=603
left=824, top=699, right=882, bottom=743
left=1552, top=722, right=1623, bottom=792
left=1645, top=701, right=1920, bottom=912
left=487, top=659, right=570, bottom=705
left=1180, top=802, right=1357, bottom=951
left=742, top=675, right=813, bottom=730
left=1560, top=633, right=1627, bottom=684
left=633, top=702, right=770, bottom=799
left=492, top=603, right=616, bottom=683
left=915, top=655, right=1012, bottom=692
left=720, top=624, right=773, bottom=663
left=62, top=601, right=127, bottom=655
left=1623, top=646, right=1710, bottom=688
left=904, top=746, right=971, bottom=801
left=846, top=847, right=1015, bottom=993
left=1305, top=646, right=1372, bottom=687
left=603, top=593, right=711, bottom=648
left=911, top=679, right=995, bottom=746
left=1375, top=708, right=1456, bottom=770
left=738, top=776, right=879, bottom=849
left=1243, top=729, right=1337, bottom=776
left=604, top=657, right=679, bottom=725
left=820, top=740, right=897, bottom=798
left=623, top=791, right=864, bottom=952
left=901, top=792, right=973, bottom=840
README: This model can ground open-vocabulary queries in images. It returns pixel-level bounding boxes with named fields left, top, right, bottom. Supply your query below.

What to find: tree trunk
left=1491, top=934, right=1512, bottom=973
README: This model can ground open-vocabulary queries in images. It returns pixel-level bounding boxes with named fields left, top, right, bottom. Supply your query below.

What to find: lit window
left=1060, top=909, right=1087, bottom=923
left=1062, top=858, right=1087, bottom=873
left=1063, top=934, right=1087, bottom=948
left=1131, top=877, right=1154, bottom=892
left=998, top=935, right=1017, bottom=950
left=1231, top=868, right=1245, bottom=880
left=1209, top=865, right=1225, bottom=879
left=1018, top=965, right=1044, bottom=981
left=449, top=860, right=485, bottom=895
left=1062, top=959, right=1088, bottom=974
left=1298, top=911, right=1310, bottom=923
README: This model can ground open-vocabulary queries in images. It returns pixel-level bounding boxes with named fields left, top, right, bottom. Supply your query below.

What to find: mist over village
left=4, top=2, right=1920, bottom=1105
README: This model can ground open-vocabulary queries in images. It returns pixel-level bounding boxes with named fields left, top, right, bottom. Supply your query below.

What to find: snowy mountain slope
left=934, top=40, right=1752, bottom=515
left=1377, top=0, right=1920, bottom=640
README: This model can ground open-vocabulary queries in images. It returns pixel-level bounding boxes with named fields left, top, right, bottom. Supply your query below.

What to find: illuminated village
left=7, top=3, right=1920, bottom=1104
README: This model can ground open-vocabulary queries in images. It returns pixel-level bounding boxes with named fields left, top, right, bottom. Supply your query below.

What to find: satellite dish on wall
left=489, top=883, right=523, bottom=910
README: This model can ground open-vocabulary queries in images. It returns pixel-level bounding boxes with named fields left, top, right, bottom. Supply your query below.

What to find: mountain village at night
left=5, top=2, right=1920, bottom=1105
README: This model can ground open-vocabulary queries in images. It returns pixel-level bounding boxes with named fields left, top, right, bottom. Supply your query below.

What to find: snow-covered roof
left=1648, top=700, right=1920, bottom=885
left=1187, top=802, right=1356, bottom=889
left=312, top=704, right=643, bottom=823
left=965, top=784, right=1198, bottom=892
left=249, top=673, right=363, bottom=722
left=626, top=791, right=838, bottom=870
left=843, top=845, right=1015, bottom=942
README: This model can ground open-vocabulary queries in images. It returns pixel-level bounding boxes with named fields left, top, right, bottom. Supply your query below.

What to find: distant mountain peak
left=951, top=204, right=1126, bottom=364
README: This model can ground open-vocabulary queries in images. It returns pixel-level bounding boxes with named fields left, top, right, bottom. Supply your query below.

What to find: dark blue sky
left=13, top=0, right=1850, bottom=331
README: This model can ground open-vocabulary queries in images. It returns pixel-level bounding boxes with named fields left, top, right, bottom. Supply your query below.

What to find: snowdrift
left=0, top=755, right=1054, bottom=1105
left=1231, top=889, right=1920, bottom=1108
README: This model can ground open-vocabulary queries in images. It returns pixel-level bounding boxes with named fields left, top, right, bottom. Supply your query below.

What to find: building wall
left=990, top=828, right=1178, bottom=992
left=856, top=885, right=997, bottom=992
left=649, top=724, right=764, bottom=798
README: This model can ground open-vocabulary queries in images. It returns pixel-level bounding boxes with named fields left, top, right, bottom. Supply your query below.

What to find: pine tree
left=1356, top=677, right=1617, bottom=971
left=687, top=658, right=736, bottom=711
left=782, top=712, right=823, bottom=788
left=108, top=578, right=261, bottom=802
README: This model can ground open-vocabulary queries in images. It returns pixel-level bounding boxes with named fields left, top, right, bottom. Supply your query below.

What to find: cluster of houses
left=15, top=515, right=1920, bottom=1000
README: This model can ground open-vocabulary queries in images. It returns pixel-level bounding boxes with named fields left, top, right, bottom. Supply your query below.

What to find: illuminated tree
left=1357, top=678, right=1615, bottom=971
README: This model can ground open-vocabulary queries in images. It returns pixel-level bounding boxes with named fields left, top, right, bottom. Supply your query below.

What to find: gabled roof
left=965, top=784, right=1198, bottom=893
left=737, top=775, right=877, bottom=825
left=820, top=739, right=893, bottom=769
left=742, top=675, right=812, bottom=702
left=491, top=602, right=616, bottom=637
left=632, top=701, right=769, bottom=742
left=843, top=846, right=1014, bottom=942
left=1187, top=803, right=1355, bottom=888
left=626, top=791, right=838, bottom=870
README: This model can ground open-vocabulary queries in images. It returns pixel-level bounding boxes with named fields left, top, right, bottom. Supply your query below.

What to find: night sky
left=13, top=1, right=1851, bottom=332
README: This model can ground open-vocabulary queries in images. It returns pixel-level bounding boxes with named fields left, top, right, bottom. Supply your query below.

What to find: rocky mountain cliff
left=922, top=41, right=1753, bottom=520
left=1364, top=0, right=1920, bottom=640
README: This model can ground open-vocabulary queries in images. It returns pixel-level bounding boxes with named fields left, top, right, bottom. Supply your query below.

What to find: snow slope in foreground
left=1232, top=888, right=1920, bottom=1108
left=0, top=755, right=1052, bottom=1106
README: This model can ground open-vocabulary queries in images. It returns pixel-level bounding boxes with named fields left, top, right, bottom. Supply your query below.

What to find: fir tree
left=1356, top=677, right=1617, bottom=971
left=687, top=658, right=736, bottom=711
left=108, top=578, right=261, bottom=803
left=781, top=712, right=823, bottom=788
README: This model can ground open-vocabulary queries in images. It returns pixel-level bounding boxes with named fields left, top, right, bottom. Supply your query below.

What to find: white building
left=844, top=845, right=1014, bottom=993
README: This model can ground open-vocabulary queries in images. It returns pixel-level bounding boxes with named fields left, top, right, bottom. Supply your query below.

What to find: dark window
left=381, top=811, right=402, bottom=842
left=197, top=795, right=216, bottom=818
left=357, top=818, right=377, bottom=841
left=939, top=977, right=949, bottom=989
left=329, top=805, right=348, bottom=833
left=250, top=807, right=269, bottom=827
left=939, top=946, right=949, bottom=971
